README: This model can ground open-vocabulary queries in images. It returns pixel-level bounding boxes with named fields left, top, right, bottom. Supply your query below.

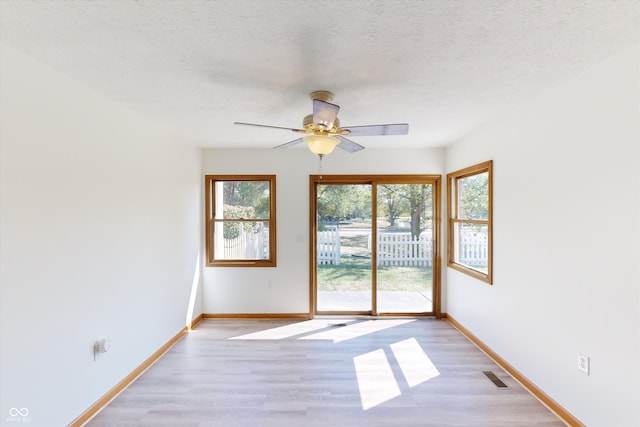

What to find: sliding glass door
left=311, top=175, right=440, bottom=316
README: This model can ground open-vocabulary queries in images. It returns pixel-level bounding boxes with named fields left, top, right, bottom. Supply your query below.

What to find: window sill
left=447, top=262, right=492, bottom=284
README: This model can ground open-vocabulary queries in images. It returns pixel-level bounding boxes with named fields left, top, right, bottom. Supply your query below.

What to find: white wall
left=0, top=45, right=202, bottom=426
left=201, top=147, right=446, bottom=314
left=445, top=44, right=640, bottom=426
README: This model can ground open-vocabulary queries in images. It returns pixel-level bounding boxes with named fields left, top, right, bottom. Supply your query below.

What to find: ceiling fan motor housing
left=303, top=114, right=340, bottom=132
left=309, top=90, right=334, bottom=103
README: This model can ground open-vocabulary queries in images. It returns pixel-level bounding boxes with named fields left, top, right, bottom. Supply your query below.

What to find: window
left=447, top=161, right=492, bottom=283
left=205, top=175, right=276, bottom=267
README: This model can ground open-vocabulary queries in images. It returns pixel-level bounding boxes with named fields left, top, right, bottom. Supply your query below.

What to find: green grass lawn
left=317, top=228, right=433, bottom=293
left=317, top=256, right=432, bottom=292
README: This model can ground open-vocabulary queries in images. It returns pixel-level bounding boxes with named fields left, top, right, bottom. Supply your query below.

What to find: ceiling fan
left=234, top=91, right=409, bottom=157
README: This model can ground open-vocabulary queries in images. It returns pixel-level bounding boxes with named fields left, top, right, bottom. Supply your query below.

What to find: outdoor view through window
left=447, top=161, right=492, bottom=283
left=205, top=175, right=276, bottom=267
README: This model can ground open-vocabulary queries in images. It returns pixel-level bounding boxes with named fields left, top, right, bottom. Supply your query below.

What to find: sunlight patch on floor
left=354, top=349, right=401, bottom=410
left=300, top=319, right=415, bottom=343
left=354, top=336, right=439, bottom=409
left=391, top=337, right=440, bottom=387
left=229, top=319, right=356, bottom=340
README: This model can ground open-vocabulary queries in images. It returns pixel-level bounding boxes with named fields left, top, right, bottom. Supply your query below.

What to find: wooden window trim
left=205, top=175, right=276, bottom=267
left=447, top=161, right=493, bottom=284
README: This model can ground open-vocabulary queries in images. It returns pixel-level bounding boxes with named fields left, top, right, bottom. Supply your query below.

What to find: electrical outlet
left=577, top=354, right=590, bottom=375
left=94, top=338, right=111, bottom=361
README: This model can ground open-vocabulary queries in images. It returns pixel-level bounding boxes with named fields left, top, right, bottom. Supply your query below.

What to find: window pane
left=457, top=172, right=488, bottom=220
left=376, top=183, right=434, bottom=314
left=454, top=222, right=488, bottom=273
left=215, top=181, right=270, bottom=219
left=447, top=161, right=492, bottom=283
left=206, top=175, right=276, bottom=267
left=377, top=184, right=433, bottom=228
left=213, top=221, right=270, bottom=260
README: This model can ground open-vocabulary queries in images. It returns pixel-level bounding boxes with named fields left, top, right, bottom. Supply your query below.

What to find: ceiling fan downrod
left=309, top=90, right=334, bottom=103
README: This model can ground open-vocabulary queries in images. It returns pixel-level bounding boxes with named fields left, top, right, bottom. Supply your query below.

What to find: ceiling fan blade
left=313, top=99, right=340, bottom=129
left=234, top=122, right=304, bottom=132
left=273, top=137, right=304, bottom=149
left=341, top=123, right=409, bottom=136
left=337, top=136, right=365, bottom=153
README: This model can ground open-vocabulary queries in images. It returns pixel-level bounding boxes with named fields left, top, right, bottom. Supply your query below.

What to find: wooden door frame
left=309, top=174, right=442, bottom=318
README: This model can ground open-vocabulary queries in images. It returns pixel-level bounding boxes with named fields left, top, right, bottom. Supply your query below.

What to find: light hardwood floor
left=87, top=318, right=565, bottom=426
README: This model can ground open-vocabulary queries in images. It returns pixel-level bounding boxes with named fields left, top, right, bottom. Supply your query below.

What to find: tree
left=317, top=184, right=371, bottom=224
left=378, top=184, right=432, bottom=238
left=378, top=185, right=407, bottom=227
left=458, top=172, right=488, bottom=219
left=408, top=186, right=423, bottom=238
left=221, top=180, right=271, bottom=238
left=223, top=180, right=270, bottom=217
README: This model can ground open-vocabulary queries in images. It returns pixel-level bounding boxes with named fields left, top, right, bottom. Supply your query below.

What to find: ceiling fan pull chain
left=318, top=154, right=324, bottom=179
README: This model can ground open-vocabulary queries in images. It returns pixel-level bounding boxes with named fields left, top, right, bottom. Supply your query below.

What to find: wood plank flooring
left=87, top=318, right=565, bottom=426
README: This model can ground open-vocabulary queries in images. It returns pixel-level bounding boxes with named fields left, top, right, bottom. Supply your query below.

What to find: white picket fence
left=315, top=230, right=488, bottom=268
left=316, top=229, right=489, bottom=267
left=316, top=231, right=434, bottom=267
left=458, top=232, right=488, bottom=267
left=222, top=227, right=268, bottom=259
left=375, top=232, right=433, bottom=267
left=317, top=230, right=341, bottom=265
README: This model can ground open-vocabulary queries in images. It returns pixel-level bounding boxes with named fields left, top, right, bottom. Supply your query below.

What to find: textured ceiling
left=1, top=0, right=638, bottom=149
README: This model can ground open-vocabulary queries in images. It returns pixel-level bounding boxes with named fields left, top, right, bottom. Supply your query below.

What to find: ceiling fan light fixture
left=304, top=134, right=339, bottom=155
